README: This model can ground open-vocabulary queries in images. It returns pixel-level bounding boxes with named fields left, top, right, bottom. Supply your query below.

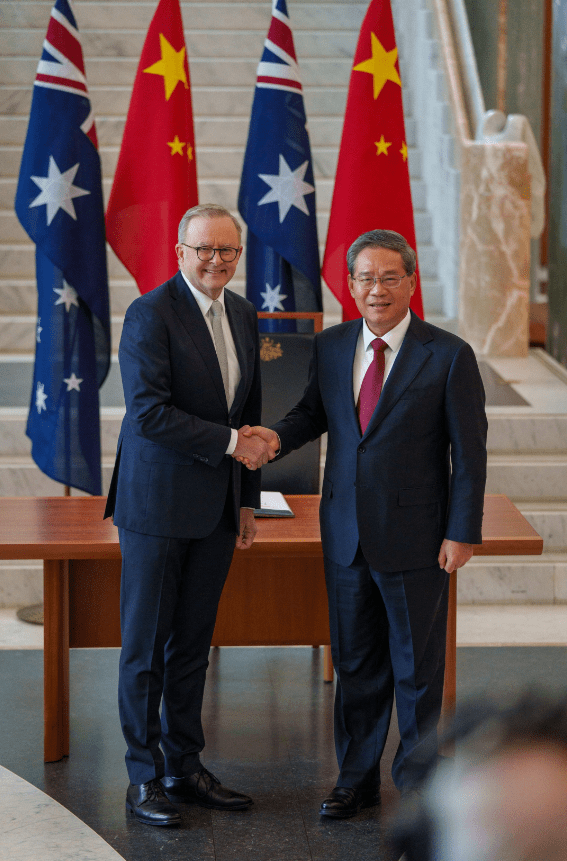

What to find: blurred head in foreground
left=391, top=691, right=567, bottom=861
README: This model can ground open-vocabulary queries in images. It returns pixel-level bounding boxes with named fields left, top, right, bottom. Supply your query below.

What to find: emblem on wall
left=260, top=336, right=283, bottom=362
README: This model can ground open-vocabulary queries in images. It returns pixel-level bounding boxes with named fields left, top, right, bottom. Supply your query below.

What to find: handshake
left=232, top=425, right=279, bottom=470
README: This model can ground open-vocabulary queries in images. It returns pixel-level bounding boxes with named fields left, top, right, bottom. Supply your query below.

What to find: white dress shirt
left=180, top=272, right=240, bottom=454
left=352, top=309, right=412, bottom=404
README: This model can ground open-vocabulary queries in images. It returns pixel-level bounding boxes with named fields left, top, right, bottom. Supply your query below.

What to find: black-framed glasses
left=352, top=273, right=409, bottom=290
left=181, top=244, right=240, bottom=262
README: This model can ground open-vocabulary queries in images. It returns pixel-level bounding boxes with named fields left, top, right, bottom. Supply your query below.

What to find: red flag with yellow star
left=322, top=0, right=423, bottom=319
left=105, top=0, right=197, bottom=295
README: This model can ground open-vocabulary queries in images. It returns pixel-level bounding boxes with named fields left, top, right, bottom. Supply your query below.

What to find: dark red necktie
left=357, top=338, right=387, bottom=433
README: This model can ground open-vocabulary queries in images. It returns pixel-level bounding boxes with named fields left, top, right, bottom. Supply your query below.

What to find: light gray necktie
left=209, top=300, right=230, bottom=403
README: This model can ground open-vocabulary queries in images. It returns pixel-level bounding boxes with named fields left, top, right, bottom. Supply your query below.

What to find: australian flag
left=14, top=0, right=110, bottom=495
left=238, top=0, right=322, bottom=333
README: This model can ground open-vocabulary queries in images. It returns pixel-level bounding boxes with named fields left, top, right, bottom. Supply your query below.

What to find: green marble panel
left=547, top=0, right=567, bottom=367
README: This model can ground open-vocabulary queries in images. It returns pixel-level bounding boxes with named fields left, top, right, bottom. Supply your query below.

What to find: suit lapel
left=362, top=313, right=433, bottom=438
left=169, top=272, right=227, bottom=409
left=335, top=319, right=364, bottom=437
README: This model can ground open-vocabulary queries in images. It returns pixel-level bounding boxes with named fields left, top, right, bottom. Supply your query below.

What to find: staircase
left=461, top=350, right=567, bottom=606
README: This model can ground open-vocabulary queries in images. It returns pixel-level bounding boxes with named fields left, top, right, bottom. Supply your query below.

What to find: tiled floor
left=1, top=608, right=567, bottom=861
left=1, top=647, right=399, bottom=861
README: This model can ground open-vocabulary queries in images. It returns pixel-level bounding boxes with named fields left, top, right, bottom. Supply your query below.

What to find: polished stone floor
left=1, top=644, right=567, bottom=861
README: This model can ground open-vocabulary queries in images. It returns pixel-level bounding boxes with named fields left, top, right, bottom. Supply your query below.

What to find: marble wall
left=458, top=141, right=531, bottom=356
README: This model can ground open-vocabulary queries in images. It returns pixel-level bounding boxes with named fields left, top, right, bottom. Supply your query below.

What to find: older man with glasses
left=105, top=203, right=275, bottom=826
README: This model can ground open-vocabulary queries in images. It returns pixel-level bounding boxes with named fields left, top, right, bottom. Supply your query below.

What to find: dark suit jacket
left=104, top=271, right=262, bottom=539
left=272, top=312, right=487, bottom=572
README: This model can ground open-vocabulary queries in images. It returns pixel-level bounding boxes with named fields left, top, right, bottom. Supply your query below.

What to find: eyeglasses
left=181, top=244, right=240, bottom=262
left=352, top=274, right=410, bottom=290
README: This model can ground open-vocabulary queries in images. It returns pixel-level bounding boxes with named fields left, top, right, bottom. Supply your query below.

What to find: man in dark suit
left=104, top=203, right=275, bottom=826
left=243, top=230, right=487, bottom=817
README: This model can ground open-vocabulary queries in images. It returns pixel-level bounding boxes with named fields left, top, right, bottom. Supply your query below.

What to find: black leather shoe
left=162, top=768, right=253, bottom=810
left=320, top=785, right=381, bottom=819
left=126, top=779, right=181, bottom=826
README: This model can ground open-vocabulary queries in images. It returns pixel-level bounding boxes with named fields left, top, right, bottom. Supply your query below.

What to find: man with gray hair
left=105, top=203, right=274, bottom=826
left=243, top=229, right=487, bottom=816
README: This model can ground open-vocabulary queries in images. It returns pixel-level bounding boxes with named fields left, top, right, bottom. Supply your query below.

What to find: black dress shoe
left=162, top=767, right=253, bottom=810
left=320, top=785, right=381, bottom=819
left=126, top=778, right=181, bottom=826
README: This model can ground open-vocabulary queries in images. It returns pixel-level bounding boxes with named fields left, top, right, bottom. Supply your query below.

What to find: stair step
left=0, top=406, right=123, bottom=457
left=487, top=413, right=567, bottom=452
left=516, top=503, right=567, bottom=552
left=0, top=56, right=356, bottom=88
left=0, top=360, right=125, bottom=409
left=0, top=454, right=115, bottom=496
left=486, top=453, right=567, bottom=501
left=1, top=114, right=350, bottom=147
left=3, top=3, right=367, bottom=32
left=1, top=29, right=361, bottom=61
left=0, top=277, right=139, bottom=316
left=0, top=85, right=353, bottom=120
left=0, top=315, right=125, bottom=353
left=1, top=143, right=429, bottom=186
left=458, top=553, right=567, bottom=605
left=0, top=561, right=43, bottom=609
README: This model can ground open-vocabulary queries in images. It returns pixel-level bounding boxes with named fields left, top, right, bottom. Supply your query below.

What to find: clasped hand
left=232, top=425, right=279, bottom=470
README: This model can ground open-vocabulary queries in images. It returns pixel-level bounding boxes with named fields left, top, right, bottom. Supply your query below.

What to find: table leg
left=43, top=559, right=69, bottom=762
left=441, top=569, right=457, bottom=717
left=323, top=645, right=334, bottom=682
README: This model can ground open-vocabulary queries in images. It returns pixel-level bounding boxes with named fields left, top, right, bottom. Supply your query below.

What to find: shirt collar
left=180, top=270, right=225, bottom=317
left=362, top=309, right=411, bottom=353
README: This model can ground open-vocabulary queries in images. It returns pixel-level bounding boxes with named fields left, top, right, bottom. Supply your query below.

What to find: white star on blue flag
left=260, top=283, right=288, bottom=312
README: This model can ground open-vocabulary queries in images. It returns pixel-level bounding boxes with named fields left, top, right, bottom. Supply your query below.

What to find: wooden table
left=0, top=494, right=542, bottom=762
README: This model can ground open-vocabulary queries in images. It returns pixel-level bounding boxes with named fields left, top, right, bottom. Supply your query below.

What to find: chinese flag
left=322, top=0, right=423, bottom=320
left=106, top=0, right=197, bottom=295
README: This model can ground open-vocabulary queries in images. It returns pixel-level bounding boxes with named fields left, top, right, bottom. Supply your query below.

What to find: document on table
left=254, top=491, right=295, bottom=517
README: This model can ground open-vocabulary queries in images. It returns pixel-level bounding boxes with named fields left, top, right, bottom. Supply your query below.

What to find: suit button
left=358, top=446, right=366, bottom=453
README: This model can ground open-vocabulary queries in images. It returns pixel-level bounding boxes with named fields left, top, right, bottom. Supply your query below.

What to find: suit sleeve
left=444, top=342, right=488, bottom=544
left=271, top=334, right=328, bottom=456
left=119, top=300, right=231, bottom=468
left=238, top=309, right=262, bottom=509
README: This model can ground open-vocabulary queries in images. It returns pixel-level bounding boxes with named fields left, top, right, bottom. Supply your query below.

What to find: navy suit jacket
left=272, top=312, right=487, bottom=572
left=104, top=271, right=262, bottom=539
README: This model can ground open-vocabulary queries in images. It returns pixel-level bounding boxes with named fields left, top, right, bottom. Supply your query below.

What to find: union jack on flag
left=14, top=0, right=110, bottom=495
left=238, top=0, right=321, bottom=333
